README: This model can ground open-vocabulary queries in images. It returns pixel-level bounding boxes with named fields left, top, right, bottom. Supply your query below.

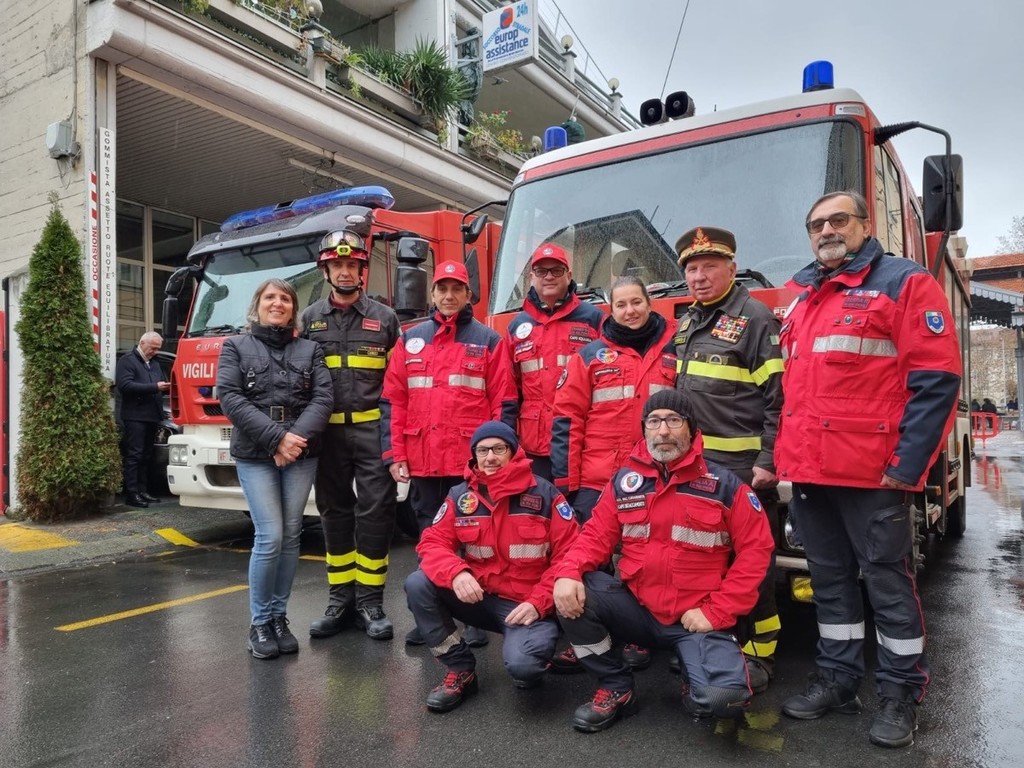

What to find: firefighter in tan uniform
left=673, top=227, right=784, bottom=692
left=301, top=228, right=401, bottom=641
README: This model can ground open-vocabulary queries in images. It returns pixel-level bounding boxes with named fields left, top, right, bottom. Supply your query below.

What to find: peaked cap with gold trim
left=675, top=226, right=737, bottom=266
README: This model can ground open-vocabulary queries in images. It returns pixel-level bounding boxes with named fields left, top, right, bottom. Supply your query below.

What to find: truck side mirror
left=461, top=213, right=489, bottom=245
left=466, top=248, right=481, bottom=306
left=161, top=265, right=197, bottom=341
left=394, top=237, right=430, bottom=321
left=922, top=154, right=963, bottom=233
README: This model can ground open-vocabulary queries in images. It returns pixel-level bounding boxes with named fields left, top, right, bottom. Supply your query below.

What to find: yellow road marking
left=0, top=524, right=78, bottom=552
left=155, top=528, right=200, bottom=547
left=55, top=584, right=248, bottom=632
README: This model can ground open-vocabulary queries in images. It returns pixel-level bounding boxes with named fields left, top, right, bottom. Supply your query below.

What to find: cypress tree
left=14, top=196, right=122, bottom=521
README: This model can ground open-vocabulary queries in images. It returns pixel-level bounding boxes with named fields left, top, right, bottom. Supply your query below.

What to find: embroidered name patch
left=464, top=344, right=486, bottom=358
left=308, top=320, right=329, bottom=332
left=689, top=475, right=719, bottom=493
left=616, top=494, right=646, bottom=511
left=593, top=366, right=620, bottom=378
left=519, top=494, right=543, bottom=511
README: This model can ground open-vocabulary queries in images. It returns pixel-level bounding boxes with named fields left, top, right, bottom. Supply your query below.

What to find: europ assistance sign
left=482, top=1, right=537, bottom=73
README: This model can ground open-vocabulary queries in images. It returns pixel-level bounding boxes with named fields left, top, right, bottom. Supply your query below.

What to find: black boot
left=426, top=670, right=478, bottom=713
left=309, top=603, right=356, bottom=638
left=572, top=688, right=639, bottom=733
left=355, top=605, right=394, bottom=640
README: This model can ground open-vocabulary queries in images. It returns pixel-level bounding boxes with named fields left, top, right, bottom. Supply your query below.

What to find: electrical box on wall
left=45, top=121, right=76, bottom=159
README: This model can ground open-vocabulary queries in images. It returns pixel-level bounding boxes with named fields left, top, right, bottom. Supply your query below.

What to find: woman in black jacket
left=217, top=279, right=333, bottom=660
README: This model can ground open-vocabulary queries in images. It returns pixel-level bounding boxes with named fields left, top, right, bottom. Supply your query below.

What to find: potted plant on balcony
left=467, top=110, right=528, bottom=163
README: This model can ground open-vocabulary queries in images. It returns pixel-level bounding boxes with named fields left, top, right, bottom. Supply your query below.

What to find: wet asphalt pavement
left=1, top=444, right=1023, bottom=767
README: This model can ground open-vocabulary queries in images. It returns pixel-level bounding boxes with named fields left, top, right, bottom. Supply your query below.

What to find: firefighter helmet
left=317, top=229, right=369, bottom=265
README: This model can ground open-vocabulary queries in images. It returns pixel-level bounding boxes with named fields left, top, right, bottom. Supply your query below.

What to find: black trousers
left=410, top=475, right=462, bottom=532
left=121, top=420, right=157, bottom=494
left=315, top=422, right=396, bottom=608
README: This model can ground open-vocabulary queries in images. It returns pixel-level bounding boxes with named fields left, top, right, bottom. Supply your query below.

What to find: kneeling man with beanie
left=551, top=390, right=774, bottom=732
left=405, top=421, right=579, bottom=712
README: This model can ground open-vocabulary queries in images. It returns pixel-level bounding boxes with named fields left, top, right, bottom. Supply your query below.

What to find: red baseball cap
left=432, top=260, right=470, bottom=286
left=531, top=243, right=570, bottom=268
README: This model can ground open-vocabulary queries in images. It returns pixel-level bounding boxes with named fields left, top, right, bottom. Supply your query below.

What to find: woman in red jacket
left=551, top=276, right=677, bottom=522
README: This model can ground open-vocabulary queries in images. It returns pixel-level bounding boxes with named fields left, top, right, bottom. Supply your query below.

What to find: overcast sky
left=551, top=0, right=1015, bottom=257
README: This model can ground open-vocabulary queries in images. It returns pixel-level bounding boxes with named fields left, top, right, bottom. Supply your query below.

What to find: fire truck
left=484, top=61, right=971, bottom=599
left=161, top=186, right=502, bottom=521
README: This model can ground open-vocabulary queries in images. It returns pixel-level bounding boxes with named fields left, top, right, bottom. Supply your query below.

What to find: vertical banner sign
left=97, top=127, right=117, bottom=379
left=88, top=171, right=100, bottom=352
left=481, top=0, right=537, bottom=74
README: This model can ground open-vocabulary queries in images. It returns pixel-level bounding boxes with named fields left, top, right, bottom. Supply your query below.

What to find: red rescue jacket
left=507, top=285, right=604, bottom=456
left=417, top=451, right=580, bottom=616
left=551, top=318, right=677, bottom=492
left=381, top=306, right=518, bottom=476
left=551, top=435, right=774, bottom=628
left=774, top=240, right=962, bottom=489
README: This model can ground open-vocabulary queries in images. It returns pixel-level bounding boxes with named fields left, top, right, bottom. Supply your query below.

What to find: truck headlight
left=169, top=445, right=188, bottom=465
left=783, top=514, right=804, bottom=551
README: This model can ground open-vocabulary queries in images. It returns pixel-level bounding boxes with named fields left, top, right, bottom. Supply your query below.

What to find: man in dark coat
left=116, top=332, right=169, bottom=507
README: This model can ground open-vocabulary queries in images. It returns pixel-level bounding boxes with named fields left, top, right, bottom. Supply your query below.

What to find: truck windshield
left=186, top=238, right=327, bottom=336
left=489, top=120, right=862, bottom=313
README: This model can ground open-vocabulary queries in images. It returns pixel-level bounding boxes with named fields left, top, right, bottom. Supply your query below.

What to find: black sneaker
left=572, top=688, right=638, bottom=733
left=869, top=696, right=918, bottom=748
left=309, top=603, right=355, bottom=638
left=622, top=643, right=651, bottom=671
left=355, top=606, right=394, bottom=641
left=782, top=672, right=862, bottom=720
left=270, top=616, right=299, bottom=654
left=668, top=654, right=681, bottom=674
left=405, top=626, right=426, bottom=645
left=247, top=623, right=280, bottom=660
left=463, top=625, right=489, bottom=648
left=512, top=676, right=542, bottom=690
left=426, top=670, right=478, bottom=713
left=549, top=646, right=584, bottom=675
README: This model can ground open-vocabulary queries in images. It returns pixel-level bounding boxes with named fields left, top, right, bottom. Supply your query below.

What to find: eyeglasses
left=643, top=415, right=687, bottom=430
left=321, top=229, right=366, bottom=255
left=531, top=266, right=568, bottom=278
left=805, top=212, right=867, bottom=234
left=474, top=443, right=510, bottom=457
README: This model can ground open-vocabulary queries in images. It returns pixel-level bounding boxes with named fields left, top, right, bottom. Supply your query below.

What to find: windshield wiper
left=646, top=281, right=690, bottom=298
left=190, top=324, right=241, bottom=337
left=735, top=269, right=774, bottom=289
left=575, top=286, right=608, bottom=304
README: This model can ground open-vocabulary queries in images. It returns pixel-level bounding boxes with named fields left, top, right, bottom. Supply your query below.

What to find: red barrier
left=971, top=411, right=1000, bottom=447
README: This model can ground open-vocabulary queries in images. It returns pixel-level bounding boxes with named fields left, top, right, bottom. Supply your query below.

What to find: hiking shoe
left=745, top=656, right=771, bottom=694
left=463, top=625, right=489, bottom=648
left=782, top=672, right=862, bottom=720
left=355, top=606, right=394, bottom=641
left=270, top=615, right=298, bottom=654
left=426, top=670, right=478, bottom=713
left=572, top=688, right=639, bottom=733
left=247, top=622, right=280, bottom=660
left=405, top=626, right=426, bottom=645
left=309, top=603, right=355, bottom=638
left=622, top=643, right=651, bottom=670
left=549, top=646, right=584, bottom=674
left=869, top=696, right=918, bottom=748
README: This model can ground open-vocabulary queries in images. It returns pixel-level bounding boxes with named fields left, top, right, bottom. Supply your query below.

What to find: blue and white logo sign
left=481, top=0, right=538, bottom=73
left=924, top=311, right=945, bottom=334
left=556, top=501, right=574, bottom=521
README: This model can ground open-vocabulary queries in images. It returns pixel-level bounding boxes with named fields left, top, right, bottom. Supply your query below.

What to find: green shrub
left=14, top=199, right=122, bottom=521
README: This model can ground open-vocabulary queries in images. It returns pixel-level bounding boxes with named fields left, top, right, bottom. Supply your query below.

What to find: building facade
left=0, top=0, right=635, bottom=509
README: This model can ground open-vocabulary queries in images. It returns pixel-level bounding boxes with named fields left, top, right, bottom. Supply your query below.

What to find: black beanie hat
left=470, top=421, right=519, bottom=455
left=641, top=390, right=696, bottom=429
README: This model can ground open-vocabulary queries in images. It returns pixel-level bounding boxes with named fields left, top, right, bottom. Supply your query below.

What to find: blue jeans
left=236, top=457, right=318, bottom=625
